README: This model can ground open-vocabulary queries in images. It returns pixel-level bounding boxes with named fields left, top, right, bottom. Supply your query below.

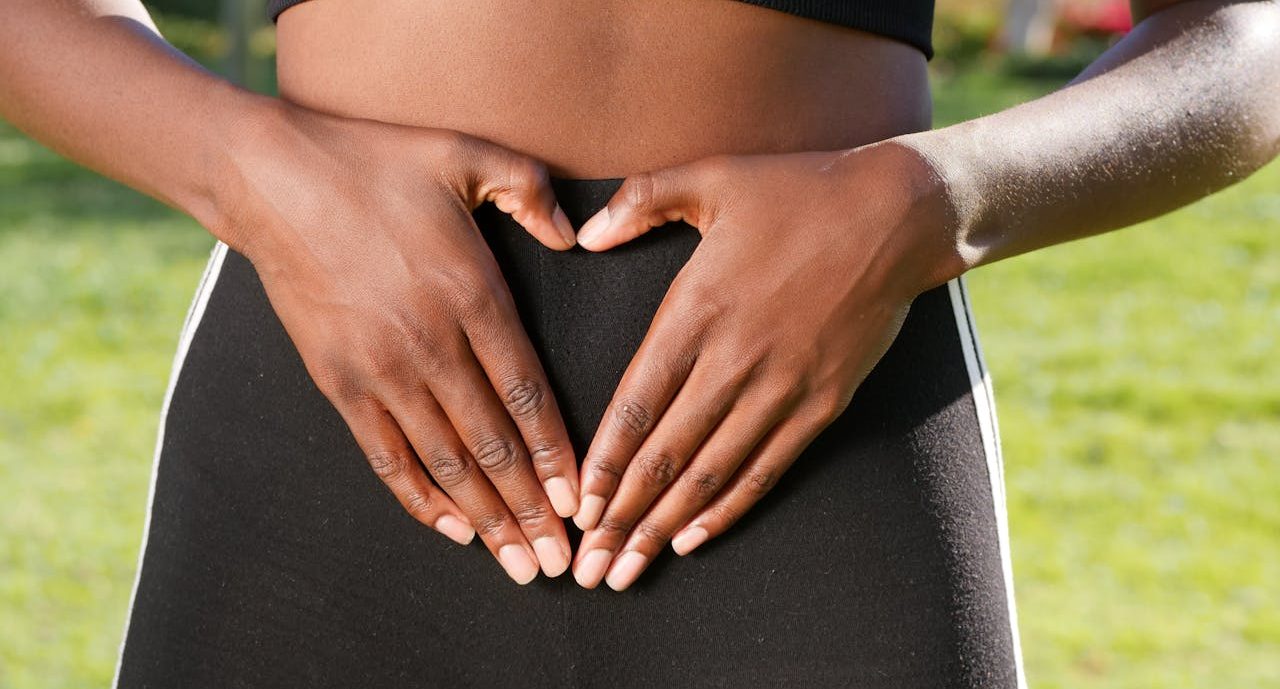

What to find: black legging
left=113, top=178, right=1025, bottom=688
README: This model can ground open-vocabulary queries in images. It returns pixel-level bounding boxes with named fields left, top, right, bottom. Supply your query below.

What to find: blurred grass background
left=1, top=1, right=1277, bottom=687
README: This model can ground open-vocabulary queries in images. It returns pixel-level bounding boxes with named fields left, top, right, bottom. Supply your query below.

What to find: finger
left=390, top=391, right=548, bottom=584
left=462, top=137, right=576, bottom=250
left=330, top=396, right=476, bottom=547
left=461, top=289, right=580, bottom=519
left=573, top=317, right=698, bottom=532
left=571, top=363, right=744, bottom=587
left=575, top=161, right=717, bottom=251
left=595, top=396, right=788, bottom=591
left=671, top=413, right=830, bottom=555
left=424, top=335, right=573, bottom=578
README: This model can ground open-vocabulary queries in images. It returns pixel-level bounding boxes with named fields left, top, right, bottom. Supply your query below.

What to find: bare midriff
left=275, top=0, right=931, bottom=178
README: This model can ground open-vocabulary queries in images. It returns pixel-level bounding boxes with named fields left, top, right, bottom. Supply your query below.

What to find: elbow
left=1218, top=1, right=1280, bottom=173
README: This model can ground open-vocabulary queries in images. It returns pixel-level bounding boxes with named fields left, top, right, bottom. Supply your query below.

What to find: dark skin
left=1, top=0, right=1277, bottom=591
left=0, top=0, right=931, bottom=585
left=569, top=1, right=1280, bottom=588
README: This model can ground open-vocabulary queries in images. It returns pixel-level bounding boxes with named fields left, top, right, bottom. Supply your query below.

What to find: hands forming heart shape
left=218, top=107, right=954, bottom=590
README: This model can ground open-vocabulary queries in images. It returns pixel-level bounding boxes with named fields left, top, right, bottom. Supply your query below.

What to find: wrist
left=839, top=137, right=971, bottom=296
left=888, top=128, right=993, bottom=278
left=187, top=84, right=298, bottom=254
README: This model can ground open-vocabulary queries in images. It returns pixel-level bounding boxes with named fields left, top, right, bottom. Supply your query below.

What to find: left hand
left=568, top=142, right=961, bottom=590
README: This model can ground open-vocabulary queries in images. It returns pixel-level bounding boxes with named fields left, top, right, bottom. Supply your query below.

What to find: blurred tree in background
left=145, top=0, right=221, bottom=19
left=144, top=0, right=274, bottom=91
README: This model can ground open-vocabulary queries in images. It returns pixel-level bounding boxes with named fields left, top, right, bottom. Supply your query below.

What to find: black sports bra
left=265, top=0, right=935, bottom=59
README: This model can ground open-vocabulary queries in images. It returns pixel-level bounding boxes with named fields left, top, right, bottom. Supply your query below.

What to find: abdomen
left=274, top=0, right=932, bottom=177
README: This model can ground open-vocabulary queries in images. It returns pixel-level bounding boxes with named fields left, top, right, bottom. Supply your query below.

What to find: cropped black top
left=265, top=0, right=936, bottom=59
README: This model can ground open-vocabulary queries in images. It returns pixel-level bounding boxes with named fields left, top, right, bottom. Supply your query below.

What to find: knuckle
left=502, top=377, right=547, bottom=419
left=312, top=362, right=360, bottom=402
left=362, top=347, right=405, bottom=382
left=429, top=262, right=478, bottom=295
left=472, top=435, right=522, bottom=475
left=656, top=346, right=699, bottom=385
left=392, top=313, right=441, bottom=355
left=587, top=459, right=624, bottom=483
left=683, top=470, right=722, bottom=499
left=472, top=512, right=509, bottom=537
left=366, top=451, right=408, bottom=481
left=428, top=129, right=471, bottom=168
left=708, top=502, right=742, bottom=527
left=671, top=283, right=724, bottom=332
left=595, top=514, right=633, bottom=536
left=633, top=520, right=671, bottom=544
left=403, top=490, right=434, bottom=517
left=446, top=278, right=495, bottom=321
left=396, top=329, right=452, bottom=380
left=637, top=450, right=679, bottom=487
left=698, top=355, right=754, bottom=391
left=693, top=155, right=741, bottom=194
left=696, top=153, right=735, bottom=177
left=511, top=501, right=551, bottom=525
left=506, top=155, right=549, bottom=189
left=740, top=349, right=782, bottom=375
left=744, top=469, right=778, bottom=496
left=611, top=398, right=654, bottom=438
left=529, top=443, right=564, bottom=474
left=812, top=389, right=850, bottom=424
left=621, top=171, right=655, bottom=213
left=425, top=450, right=474, bottom=487
left=404, top=344, right=446, bottom=379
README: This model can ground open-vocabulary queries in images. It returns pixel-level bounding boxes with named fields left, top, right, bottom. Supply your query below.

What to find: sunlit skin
left=1, top=0, right=1277, bottom=590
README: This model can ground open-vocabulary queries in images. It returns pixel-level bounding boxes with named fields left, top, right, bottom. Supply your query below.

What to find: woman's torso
left=274, top=0, right=932, bottom=178
left=114, top=8, right=1033, bottom=686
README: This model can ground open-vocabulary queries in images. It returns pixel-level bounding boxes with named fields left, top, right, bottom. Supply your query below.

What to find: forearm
left=0, top=0, right=274, bottom=233
left=893, top=0, right=1280, bottom=279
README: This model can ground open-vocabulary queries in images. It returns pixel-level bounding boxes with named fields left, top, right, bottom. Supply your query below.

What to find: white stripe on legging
left=947, top=276, right=1029, bottom=689
left=111, top=241, right=229, bottom=688
left=106, top=252, right=1024, bottom=685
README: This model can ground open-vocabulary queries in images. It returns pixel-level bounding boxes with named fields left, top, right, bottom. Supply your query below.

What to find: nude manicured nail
left=574, top=548, right=613, bottom=588
left=544, top=477, right=579, bottom=518
left=435, top=515, right=475, bottom=546
left=576, top=207, right=610, bottom=247
left=573, top=494, right=606, bottom=531
left=671, top=526, right=708, bottom=556
left=498, top=544, right=539, bottom=585
left=605, top=551, right=648, bottom=591
left=552, top=204, right=576, bottom=247
left=532, top=536, right=570, bottom=578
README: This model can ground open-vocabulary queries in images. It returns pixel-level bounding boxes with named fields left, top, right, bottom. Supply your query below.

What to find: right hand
left=206, top=103, right=579, bottom=584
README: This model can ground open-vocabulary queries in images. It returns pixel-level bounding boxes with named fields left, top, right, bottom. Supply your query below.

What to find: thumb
left=464, top=139, right=576, bottom=251
left=576, top=163, right=713, bottom=252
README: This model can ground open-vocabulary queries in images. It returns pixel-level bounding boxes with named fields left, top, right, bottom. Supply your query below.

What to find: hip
left=114, top=177, right=1024, bottom=688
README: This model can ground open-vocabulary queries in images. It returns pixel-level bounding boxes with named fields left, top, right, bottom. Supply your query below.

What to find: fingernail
left=552, top=204, right=576, bottom=247
left=671, top=526, right=708, bottom=556
left=497, top=544, right=539, bottom=585
left=544, top=477, right=579, bottom=518
left=532, top=536, right=570, bottom=578
left=573, top=548, right=613, bottom=588
left=573, top=494, right=606, bottom=531
left=605, top=551, right=648, bottom=591
left=435, top=515, right=476, bottom=545
left=576, top=207, right=610, bottom=247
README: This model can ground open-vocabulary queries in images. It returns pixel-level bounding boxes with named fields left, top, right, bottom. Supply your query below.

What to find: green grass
left=0, top=131, right=214, bottom=687
left=934, top=67, right=1280, bottom=688
left=1, top=64, right=1277, bottom=688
